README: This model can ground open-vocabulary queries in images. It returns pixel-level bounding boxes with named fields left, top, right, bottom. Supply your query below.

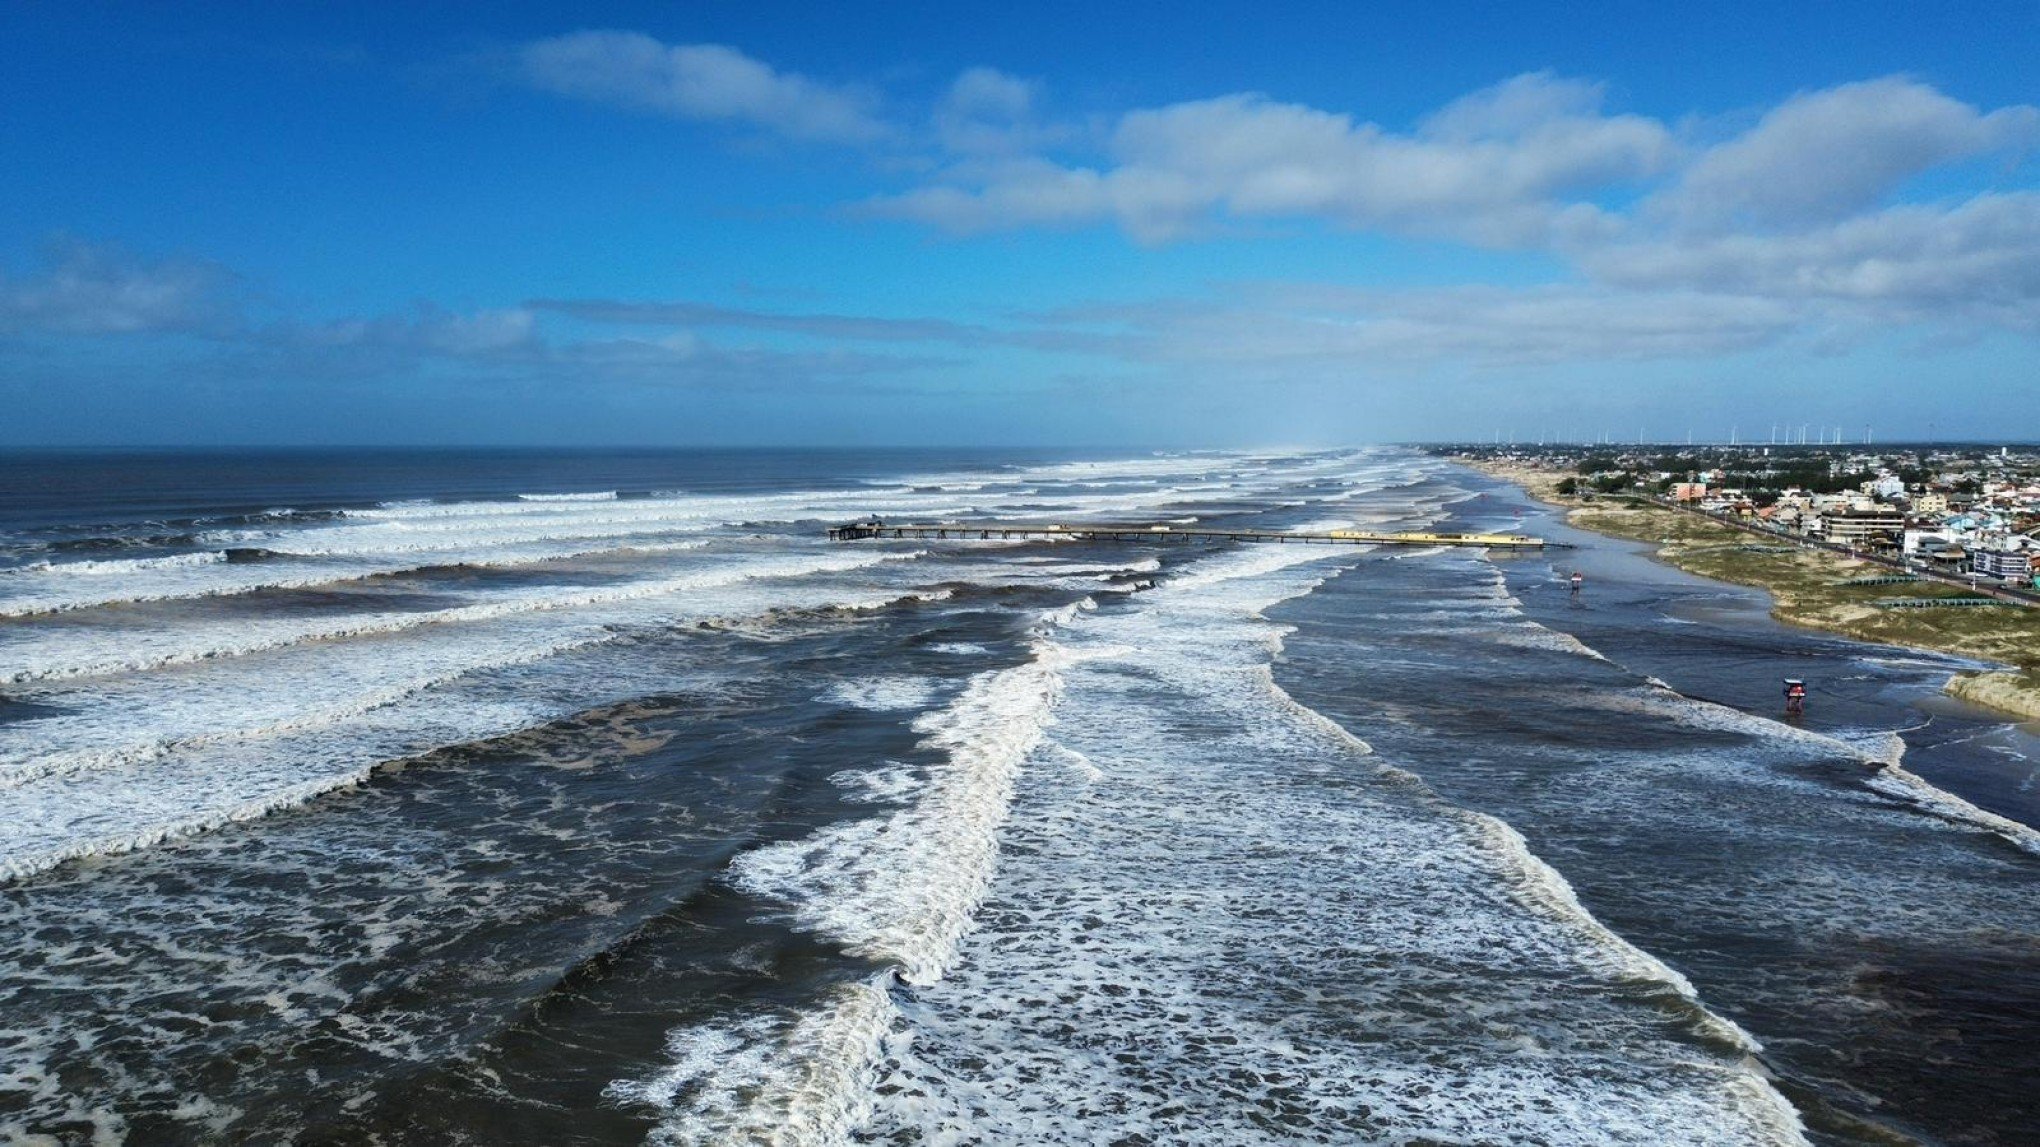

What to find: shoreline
left=1456, top=456, right=2040, bottom=723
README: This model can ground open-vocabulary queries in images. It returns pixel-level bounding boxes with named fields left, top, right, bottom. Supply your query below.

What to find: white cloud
left=1585, top=192, right=2040, bottom=327
left=1048, top=283, right=1800, bottom=370
left=1419, top=72, right=1611, bottom=139
left=872, top=73, right=1674, bottom=243
left=517, top=31, right=890, bottom=144
left=935, top=67, right=1062, bottom=156
left=18, top=57, right=2040, bottom=416
left=877, top=69, right=2037, bottom=260
left=1654, top=77, right=2040, bottom=229
left=945, top=67, right=1035, bottom=122
left=0, top=241, right=237, bottom=336
left=493, top=40, right=2040, bottom=348
left=261, top=300, right=945, bottom=390
left=529, top=296, right=1112, bottom=352
left=868, top=69, right=2040, bottom=342
left=295, top=304, right=541, bottom=357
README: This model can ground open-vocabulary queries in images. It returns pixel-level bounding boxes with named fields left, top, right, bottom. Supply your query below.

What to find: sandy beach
left=1458, top=455, right=2040, bottom=722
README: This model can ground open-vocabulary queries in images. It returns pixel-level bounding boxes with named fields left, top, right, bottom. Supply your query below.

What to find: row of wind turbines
left=1489, top=425, right=1875, bottom=447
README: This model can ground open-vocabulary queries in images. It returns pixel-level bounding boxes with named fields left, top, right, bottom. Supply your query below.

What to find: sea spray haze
left=2, top=448, right=2038, bottom=1143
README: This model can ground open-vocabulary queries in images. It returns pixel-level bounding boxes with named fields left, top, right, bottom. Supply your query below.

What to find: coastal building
left=1903, top=529, right=1958, bottom=555
left=1921, top=544, right=1967, bottom=571
left=1819, top=506, right=1905, bottom=545
left=1910, top=491, right=1949, bottom=516
left=1672, top=482, right=1707, bottom=502
left=1972, top=546, right=2033, bottom=582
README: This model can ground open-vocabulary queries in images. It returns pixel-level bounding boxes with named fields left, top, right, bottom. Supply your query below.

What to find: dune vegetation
left=1470, top=460, right=2040, bottom=722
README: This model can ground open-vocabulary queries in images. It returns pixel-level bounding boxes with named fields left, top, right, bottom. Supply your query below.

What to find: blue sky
left=3, top=2, right=2037, bottom=447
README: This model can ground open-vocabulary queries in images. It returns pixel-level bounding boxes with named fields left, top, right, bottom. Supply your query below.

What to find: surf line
left=618, top=599, right=1103, bottom=1143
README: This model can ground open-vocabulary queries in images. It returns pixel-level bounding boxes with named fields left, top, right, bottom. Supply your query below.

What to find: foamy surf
left=1413, top=546, right=2040, bottom=861
left=0, top=454, right=1352, bottom=616
left=730, top=601, right=1093, bottom=984
left=618, top=525, right=1805, bottom=1145
left=607, top=982, right=893, bottom=1147
left=845, top=533, right=1805, bottom=1145
left=21, top=550, right=229, bottom=576
left=1620, top=680, right=2040, bottom=857
left=820, top=677, right=940, bottom=712
left=0, top=569, right=948, bottom=884
left=617, top=600, right=1093, bottom=1146
left=13, top=447, right=2037, bottom=1145
left=1280, top=526, right=2040, bottom=1142
left=0, top=545, right=888, bottom=685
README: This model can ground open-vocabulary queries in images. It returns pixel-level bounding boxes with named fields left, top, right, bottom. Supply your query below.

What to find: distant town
left=1433, top=443, right=2040, bottom=588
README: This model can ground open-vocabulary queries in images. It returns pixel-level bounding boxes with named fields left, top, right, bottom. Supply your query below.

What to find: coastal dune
left=1462, top=457, right=2040, bottom=723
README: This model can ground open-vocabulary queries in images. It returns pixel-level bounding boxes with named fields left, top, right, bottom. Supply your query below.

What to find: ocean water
left=0, top=448, right=2035, bottom=1145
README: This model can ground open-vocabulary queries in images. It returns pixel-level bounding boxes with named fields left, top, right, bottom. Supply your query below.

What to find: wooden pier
left=827, top=521, right=1561, bottom=549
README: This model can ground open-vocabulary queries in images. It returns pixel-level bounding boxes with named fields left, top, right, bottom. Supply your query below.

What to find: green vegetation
left=1571, top=500, right=2040, bottom=720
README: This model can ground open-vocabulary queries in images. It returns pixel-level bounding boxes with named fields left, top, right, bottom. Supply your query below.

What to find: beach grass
left=1465, top=459, right=2040, bottom=721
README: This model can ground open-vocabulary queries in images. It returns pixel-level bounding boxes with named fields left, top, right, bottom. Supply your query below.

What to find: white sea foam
left=22, top=551, right=229, bottom=577
left=0, top=544, right=859, bottom=686
left=0, top=695, right=778, bottom=1143
left=1458, top=810, right=1769, bottom=1053
left=829, top=763, right=924, bottom=804
left=619, top=506, right=1405, bottom=1137
left=730, top=601, right=1093, bottom=984
left=3, top=448, right=1498, bottom=1141
left=992, top=556, right=1161, bottom=577
left=820, top=677, right=939, bottom=713
left=1614, top=682, right=2040, bottom=856
left=0, top=626, right=598, bottom=790
left=846, top=533, right=1804, bottom=1145
left=608, top=982, right=894, bottom=1147
left=1868, top=763, right=2040, bottom=857
left=622, top=547, right=1361, bottom=1143
left=1492, top=621, right=1614, bottom=660
left=624, top=489, right=1802, bottom=1144
left=0, top=455, right=1371, bottom=617
left=1426, top=548, right=2040, bottom=906
left=0, top=539, right=718, bottom=618
left=1448, top=547, right=2040, bottom=861
left=0, top=562, right=945, bottom=882
left=620, top=596, right=1099, bottom=1145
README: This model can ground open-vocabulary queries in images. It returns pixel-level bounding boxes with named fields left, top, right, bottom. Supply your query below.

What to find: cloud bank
left=876, top=73, right=1677, bottom=245
left=0, top=240, right=240, bottom=337
left=517, top=31, right=890, bottom=144
left=499, top=34, right=2040, bottom=359
left=10, top=43, right=2038, bottom=444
